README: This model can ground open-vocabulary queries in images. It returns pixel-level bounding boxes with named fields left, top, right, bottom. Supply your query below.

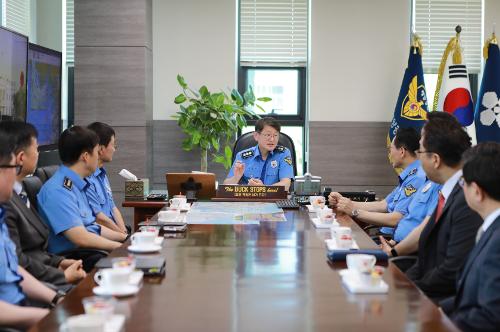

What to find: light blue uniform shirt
left=85, top=167, right=116, bottom=222
left=0, top=206, right=25, bottom=305
left=393, top=180, right=441, bottom=242
left=38, top=165, right=101, bottom=254
left=227, top=145, right=294, bottom=185
left=380, top=159, right=427, bottom=235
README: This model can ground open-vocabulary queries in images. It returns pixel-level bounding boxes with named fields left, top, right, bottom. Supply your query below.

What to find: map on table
left=186, top=202, right=287, bottom=225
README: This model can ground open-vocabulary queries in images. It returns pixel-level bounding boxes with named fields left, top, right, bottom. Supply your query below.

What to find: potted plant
left=173, top=75, right=271, bottom=172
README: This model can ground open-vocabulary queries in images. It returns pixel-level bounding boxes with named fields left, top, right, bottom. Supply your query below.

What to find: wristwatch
left=50, top=289, right=66, bottom=309
left=351, top=209, right=360, bottom=217
left=391, top=248, right=399, bottom=257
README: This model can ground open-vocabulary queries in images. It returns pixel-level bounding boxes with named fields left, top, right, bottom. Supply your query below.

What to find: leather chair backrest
left=231, top=131, right=298, bottom=176
left=34, top=165, right=59, bottom=183
left=22, top=175, right=44, bottom=212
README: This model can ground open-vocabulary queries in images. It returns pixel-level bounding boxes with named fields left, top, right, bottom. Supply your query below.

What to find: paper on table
left=119, top=169, right=138, bottom=181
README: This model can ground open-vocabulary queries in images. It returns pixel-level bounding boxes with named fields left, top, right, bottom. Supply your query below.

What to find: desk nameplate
left=215, top=185, right=287, bottom=201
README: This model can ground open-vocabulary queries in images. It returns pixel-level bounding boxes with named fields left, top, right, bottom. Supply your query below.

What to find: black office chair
left=231, top=131, right=298, bottom=176
left=34, top=165, right=59, bottom=183
left=23, top=175, right=44, bottom=212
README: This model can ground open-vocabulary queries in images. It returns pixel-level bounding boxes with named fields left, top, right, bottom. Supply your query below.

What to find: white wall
left=309, top=0, right=410, bottom=122
left=35, top=0, right=62, bottom=51
left=485, top=0, right=500, bottom=40
left=153, top=0, right=236, bottom=120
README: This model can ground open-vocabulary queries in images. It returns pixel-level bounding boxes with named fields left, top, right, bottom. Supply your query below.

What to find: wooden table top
left=30, top=207, right=459, bottom=332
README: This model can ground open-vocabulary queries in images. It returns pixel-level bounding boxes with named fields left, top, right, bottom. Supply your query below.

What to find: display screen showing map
left=26, top=44, right=61, bottom=148
left=0, top=27, right=27, bottom=120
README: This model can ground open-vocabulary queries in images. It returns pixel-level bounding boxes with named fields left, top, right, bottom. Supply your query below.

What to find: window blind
left=415, top=0, right=482, bottom=74
left=66, top=0, right=74, bottom=63
left=5, top=0, right=30, bottom=37
left=240, top=0, right=308, bottom=65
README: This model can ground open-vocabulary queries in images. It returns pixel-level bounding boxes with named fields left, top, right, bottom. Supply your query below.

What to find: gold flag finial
left=412, top=34, right=423, bottom=55
left=483, top=32, right=498, bottom=60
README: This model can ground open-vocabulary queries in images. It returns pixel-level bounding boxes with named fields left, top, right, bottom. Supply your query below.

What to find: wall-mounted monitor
left=0, top=26, right=28, bottom=121
left=26, top=43, right=62, bottom=150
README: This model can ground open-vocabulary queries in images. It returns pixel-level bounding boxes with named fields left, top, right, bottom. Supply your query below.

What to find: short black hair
left=393, top=127, right=420, bottom=157
left=255, top=117, right=281, bottom=133
left=422, top=112, right=471, bottom=167
left=87, top=122, right=115, bottom=146
left=463, top=142, right=500, bottom=201
left=58, top=126, right=99, bottom=165
left=0, top=120, right=38, bottom=155
left=0, top=129, right=15, bottom=165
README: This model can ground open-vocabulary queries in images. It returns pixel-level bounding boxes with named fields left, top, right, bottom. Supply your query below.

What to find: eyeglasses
left=0, top=164, right=22, bottom=175
left=415, top=149, right=434, bottom=155
left=259, top=133, right=279, bottom=140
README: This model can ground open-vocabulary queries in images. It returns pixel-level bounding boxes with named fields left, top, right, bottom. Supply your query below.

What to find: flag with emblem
left=388, top=35, right=429, bottom=168
left=433, top=26, right=474, bottom=127
left=474, top=33, right=500, bottom=143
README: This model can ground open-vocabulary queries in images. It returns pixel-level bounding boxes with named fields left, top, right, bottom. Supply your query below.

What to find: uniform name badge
left=271, top=160, right=278, bottom=168
left=422, top=182, right=432, bottom=193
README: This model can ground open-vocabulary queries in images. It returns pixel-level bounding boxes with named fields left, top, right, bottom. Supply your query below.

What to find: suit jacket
left=440, top=216, right=500, bottom=332
left=4, top=191, right=67, bottom=286
left=406, top=183, right=483, bottom=302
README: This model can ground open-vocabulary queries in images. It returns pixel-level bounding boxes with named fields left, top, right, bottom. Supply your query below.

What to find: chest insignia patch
left=404, top=184, right=417, bottom=197
left=271, top=160, right=278, bottom=168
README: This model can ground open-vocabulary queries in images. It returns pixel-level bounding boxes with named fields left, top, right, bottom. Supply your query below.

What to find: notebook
left=95, top=256, right=166, bottom=276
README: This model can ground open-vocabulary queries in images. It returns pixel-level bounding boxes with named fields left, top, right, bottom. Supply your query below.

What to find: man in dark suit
left=405, top=112, right=482, bottom=302
left=0, top=121, right=85, bottom=290
left=440, top=142, right=500, bottom=331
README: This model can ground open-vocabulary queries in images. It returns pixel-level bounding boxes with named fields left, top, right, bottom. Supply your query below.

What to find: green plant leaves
left=173, top=75, right=270, bottom=170
left=174, top=94, right=186, bottom=104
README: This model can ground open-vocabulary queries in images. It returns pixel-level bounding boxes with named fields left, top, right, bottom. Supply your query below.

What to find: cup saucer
left=93, top=284, right=140, bottom=297
left=127, top=244, right=162, bottom=253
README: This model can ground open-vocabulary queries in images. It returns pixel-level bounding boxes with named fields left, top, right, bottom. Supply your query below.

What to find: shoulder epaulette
left=409, top=168, right=417, bottom=176
left=63, top=177, right=73, bottom=191
left=241, top=150, right=254, bottom=159
left=275, top=145, right=286, bottom=153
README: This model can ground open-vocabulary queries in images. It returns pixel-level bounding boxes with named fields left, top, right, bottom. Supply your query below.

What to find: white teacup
left=169, top=195, right=187, bottom=208
left=140, top=225, right=160, bottom=237
left=130, top=231, right=156, bottom=247
left=94, top=268, right=131, bottom=290
left=319, top=207, right=335, bottom=223
left=346, top=254, right=377, bottom=273
left=66, top=314, right=105, bottom=332
left=112, top=257, right=136, bottom=273
left=334, top=226, right=352, bottom=249
left=158, top=210, right=180, bottom=222
left=310, top=196, right=326, bottom=210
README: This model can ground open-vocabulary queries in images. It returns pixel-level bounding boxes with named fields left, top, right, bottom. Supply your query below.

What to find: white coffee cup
left=334, top=226, right=352, bottom=249
left=140, top=225, right=159, bottom=237
left=310, top=196, right=326, bottom=210
left=319, top=207, right=335, bottom=223
left=169, top=195, right=187, bottom=208
left=346, top=254, right=377, bottom=273
left=158, top=210, right=180, bottom=222
left=94, top=268, right=131, bottom=290
left=130, top=231, right=156, bottom=247
left=66, top=314, right=105, bottom=332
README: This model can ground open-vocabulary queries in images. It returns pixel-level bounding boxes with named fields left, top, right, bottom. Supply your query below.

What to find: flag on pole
left=433, top=26, right=474, bottom=126
left=388, top=35, right=429, bottom=146
left=475, top=33, right=500, bottom=143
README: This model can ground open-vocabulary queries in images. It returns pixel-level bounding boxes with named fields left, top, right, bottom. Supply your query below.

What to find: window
left=238, top=0, right=308, bottom=175
left=2, top=0, right=30, bottom=37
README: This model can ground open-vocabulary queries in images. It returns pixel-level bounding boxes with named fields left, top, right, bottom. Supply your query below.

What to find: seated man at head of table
left=440, top=142, right=500, bottom=332
left=0, top=130, right=65, bottom=330
left=329, top=127, right=426, bottom=238
left=0, top=121, right=85, bottom=291
left=85, top=122, right=128, bottom=235
left=383, top=112, right=482, bottom=302
left=223, top=117, right=293, bottom=191
left=37, top=126, right=126, bottom=272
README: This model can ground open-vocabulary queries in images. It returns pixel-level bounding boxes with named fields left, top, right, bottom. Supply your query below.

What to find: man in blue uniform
left=0, top=130, right=64, bottom=330
left=85, top=122, right=128, bottom=234
left=224, top=117, right=294, bottom=191
left=38, top=126, right=125, bottom=271
left=329, top=128, right=426, bottom=236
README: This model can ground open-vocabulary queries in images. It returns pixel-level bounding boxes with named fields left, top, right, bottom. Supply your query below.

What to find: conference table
left=30, top=204, right=459, bottom=332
